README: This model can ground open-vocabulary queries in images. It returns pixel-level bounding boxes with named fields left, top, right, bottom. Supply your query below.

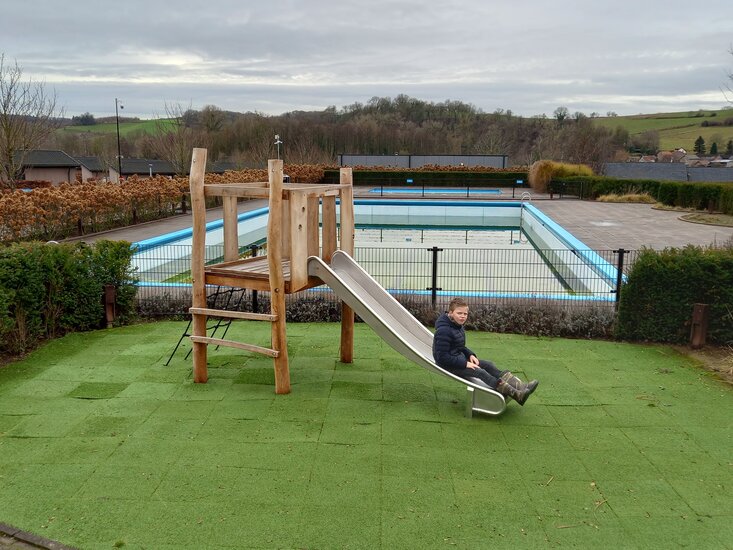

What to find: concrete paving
left=65, top=196, right=733, bottom=252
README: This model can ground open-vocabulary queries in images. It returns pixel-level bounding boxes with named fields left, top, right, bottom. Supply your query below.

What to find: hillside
left=60, top=118, right=174, bottom=137
left=593, top=108, right=733, bottom=152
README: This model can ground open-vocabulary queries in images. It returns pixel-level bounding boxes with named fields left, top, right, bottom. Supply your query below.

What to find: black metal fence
left=133, top=244, right=639, bottom=316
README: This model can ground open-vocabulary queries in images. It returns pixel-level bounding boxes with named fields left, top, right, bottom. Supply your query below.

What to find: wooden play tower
left=188, top=148, right=355, bottom=393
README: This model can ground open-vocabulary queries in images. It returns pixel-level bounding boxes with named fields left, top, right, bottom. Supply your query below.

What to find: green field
left=594, top=108, right=733, bottom=152
left=60, top=118, right=175, bottom=137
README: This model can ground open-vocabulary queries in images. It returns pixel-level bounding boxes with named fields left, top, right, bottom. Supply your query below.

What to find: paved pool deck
left=65, top=195, right=733, bottom=252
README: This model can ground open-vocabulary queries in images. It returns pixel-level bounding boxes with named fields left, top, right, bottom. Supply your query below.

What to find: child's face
left=449, top=305, right=469, bottom=325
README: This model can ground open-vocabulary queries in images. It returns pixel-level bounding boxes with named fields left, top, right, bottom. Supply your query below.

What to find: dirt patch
left=673, top=345, right=733, bottom=385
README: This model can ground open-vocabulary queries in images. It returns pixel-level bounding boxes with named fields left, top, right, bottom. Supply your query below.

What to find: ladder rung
left=189, top=307, right=277, bottom=321
left=190, top=336, right=279, bottom=358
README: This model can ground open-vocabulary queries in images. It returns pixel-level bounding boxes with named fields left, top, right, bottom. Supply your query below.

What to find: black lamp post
left=115, top=98, right=123, bottom=181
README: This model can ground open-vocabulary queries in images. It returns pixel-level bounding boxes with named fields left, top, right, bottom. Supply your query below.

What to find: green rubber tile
left=35, top=436, right=123, bottom=465
left=621, top=425, right=702, bottom=451
left=511, top=448, right=591, bottom=483
left=179, top=440, right=318, bottom=472
left=325, top=397, right=383, bottom=422
left=382, top=474, right=456, bottom=511
left=599, top=479, right=695, bottom=517
left=561, top=426, right=634, bottom=451
left=7, top=412, right=89, bottom=438
left=502, top=424, right=574, bottom=452
left=287, top=380, right=332, bottom=398
left=254, top=419, right=322, bottom=443
left=497, top=403, right=558, bottom=426
left=578, top=449, right=659, bottom=481
left=131, top=415, right=205, bottom=440
left=547, top=404, right=621, bottom=427
left=298, top=503, right=380, bottom=549
left=67, top=382, right=129, bottom=399
left=620, top=515, right=727, bottom=548
left=3, top=462, right=96, bottom=500
left=381, top=418, right=444, bottom=448
left=195, top=417, right=259, bottom=442
left=440, top=421, right=507, bottom=452
left=0, top=414, right=25, bottom=434
left=642, top=448, right=729, bottom=482
left=116, top=381, right=178, bottom=399
left=93, top=397, right=160, bottom=417
left=233, top=366, right=275, bottom=385
left=332, top=368, right=383, bottom=384
left=7, top=379, right=81, bottom=398
left=66, top=415, right=146, bottom=438
left=329, top=380, right=383, bottom=400
left=153, top=399, right=218, bottom=418
left=542, top=518, right=636, bottom=548
left=381, top=445, right=452, bottom=479
left=524, top=479, right=616, bottom=520
left=265, top=396, right=329, bottom=422
left=667, top=479, right=732, bottom=516
left=208, top=398, right=273, bottom=419
left=0, top=436, right=58, bottom=466
left=319, top=419, right=381, bottom=445
left=382, top=400, right=440, bottom=421
left=448, top=449, right=525, bottom=482
left=382, top=381, right=437, bottom=403
left=687, top=426, right=733, bottom=461
left=601, top=402, right=676, bottom=427
left=171, top=378, right=233, bottom=401
left=224, top=383, right=278, bottom=400
left=311, top=442, right=382, bottom=477
left=153, top=463, right=242, bottom=502
left=305, top=472, right=381, bottom=509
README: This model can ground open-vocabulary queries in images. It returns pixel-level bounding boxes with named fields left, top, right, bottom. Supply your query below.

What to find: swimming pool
left=369, top=187, right=502, bottom=195
left=131, top=200, right=619, bottom=302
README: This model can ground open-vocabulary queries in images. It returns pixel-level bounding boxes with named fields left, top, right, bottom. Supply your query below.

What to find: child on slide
left=433, top=297, right=538, bottom=405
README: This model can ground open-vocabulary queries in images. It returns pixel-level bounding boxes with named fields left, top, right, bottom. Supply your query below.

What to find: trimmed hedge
left=323, top=169, right=528, bottom=187
left=616, top=246, right=733, bottom=344
left=553, top=176, right=733, bottom=214
left=0, top=240, right=138, bottom=355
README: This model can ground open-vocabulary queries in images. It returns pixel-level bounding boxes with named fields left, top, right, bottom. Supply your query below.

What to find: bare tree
left=146, top=102, right=208, bottom=176
left=0, top=54, right=63, bottom=189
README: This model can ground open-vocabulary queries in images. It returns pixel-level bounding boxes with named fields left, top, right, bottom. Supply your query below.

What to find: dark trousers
left=450, top=359, right=504, bottom=389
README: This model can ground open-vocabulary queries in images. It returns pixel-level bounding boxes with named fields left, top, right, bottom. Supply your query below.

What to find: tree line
left=50, top=95, right=633, bottom=176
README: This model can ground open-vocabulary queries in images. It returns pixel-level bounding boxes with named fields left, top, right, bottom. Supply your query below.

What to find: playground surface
left=0, top=321, right=731, bottom=549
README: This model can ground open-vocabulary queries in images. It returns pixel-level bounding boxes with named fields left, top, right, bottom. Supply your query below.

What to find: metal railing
left=132, top=244, right=638, bottom=315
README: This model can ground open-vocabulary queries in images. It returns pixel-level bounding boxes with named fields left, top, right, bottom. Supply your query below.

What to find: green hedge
left=616, top=246, right=733, bottom=344
left=323, top=170, right=528, bottom=187
left=0, top=240, right=138, bottom=355
left=554, top=176, right=733, bottom=214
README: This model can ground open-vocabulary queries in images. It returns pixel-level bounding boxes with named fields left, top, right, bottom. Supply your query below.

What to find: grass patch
left=597, top=192, right=656, bottom=204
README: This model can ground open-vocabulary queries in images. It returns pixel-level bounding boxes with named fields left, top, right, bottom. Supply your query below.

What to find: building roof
left=121, top=158, right=177, bottom=176
left=22, top=150, right=79, bottom=167
left=74, top=156, right=106, bottom=172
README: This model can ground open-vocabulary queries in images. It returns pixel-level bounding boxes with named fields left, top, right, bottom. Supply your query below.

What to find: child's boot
left=496, top=378, right=534, bottom=406
left=500, top=371, right=539, bottom=396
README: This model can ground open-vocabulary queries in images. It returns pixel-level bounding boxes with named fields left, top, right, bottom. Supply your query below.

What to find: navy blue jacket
left=433, top=312, right=475, bottom=371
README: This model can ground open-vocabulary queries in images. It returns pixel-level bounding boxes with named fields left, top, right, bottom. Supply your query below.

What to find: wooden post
left=307, top=196, right=320, bottom=258
left=339, top=167, right=355, bottom=363
left=189, top=148, right=209, bottom=383
left=268, top=159, right=290, bottom=394
left=321, top=196, right=337, bottom=263
left=288, top=191, right=309, bottom=290
left=223, top=195, right=238, bottom=262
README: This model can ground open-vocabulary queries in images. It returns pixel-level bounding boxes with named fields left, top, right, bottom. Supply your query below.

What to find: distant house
left=639, top=155, right=656, bottom=163
left=21, top=150, right=90, bottom=185
left=74, top=156, right=109, bottom=180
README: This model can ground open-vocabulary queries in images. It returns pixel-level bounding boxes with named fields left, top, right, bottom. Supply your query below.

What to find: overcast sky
left=2, top=0, right=732, bottom=119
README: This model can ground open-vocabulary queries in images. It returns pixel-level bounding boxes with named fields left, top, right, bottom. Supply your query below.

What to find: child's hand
left=467, top=362, right=478, bottom=369
left=469, top=355, right=479, bottom=366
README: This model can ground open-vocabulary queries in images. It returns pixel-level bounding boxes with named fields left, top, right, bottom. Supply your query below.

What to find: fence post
left=251, top=244, right=259, bottom=313
left=613, top=248, right=626, bottom=308
left=426, top=246, right=443, bottom=307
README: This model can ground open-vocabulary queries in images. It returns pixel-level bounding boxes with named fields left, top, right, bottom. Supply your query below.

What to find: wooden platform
left=204, top=255, right=323, bottom=293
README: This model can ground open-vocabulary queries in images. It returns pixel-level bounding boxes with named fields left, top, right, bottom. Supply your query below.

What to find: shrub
left=0, top=240, right=138, bottom=355
left=529, top=161, right=593, bottom=193
left=616, top=245, right=733, bottom=344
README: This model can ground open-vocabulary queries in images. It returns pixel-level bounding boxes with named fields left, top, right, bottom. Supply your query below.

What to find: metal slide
left=307, top=251, right=506, bottom=417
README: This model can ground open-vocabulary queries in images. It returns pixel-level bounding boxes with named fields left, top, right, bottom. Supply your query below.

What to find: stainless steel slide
left=307, top=250, right=506, bottom=417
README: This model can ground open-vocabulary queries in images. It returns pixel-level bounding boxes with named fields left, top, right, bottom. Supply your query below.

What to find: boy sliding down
left=433, top=297, right=538, bottom=405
